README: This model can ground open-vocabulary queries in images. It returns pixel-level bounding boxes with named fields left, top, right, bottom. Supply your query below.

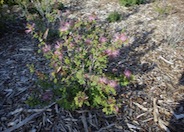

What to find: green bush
left=26, top=15, right=132, bottom=114
left=119, top=0, right=146, bottom=6
left=107, top=11, right=121, bottom=23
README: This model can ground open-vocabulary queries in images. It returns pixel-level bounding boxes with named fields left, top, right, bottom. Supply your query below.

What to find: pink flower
left=59, top=22, right=70, bottom=32
left=54, top=50, right=63, bottom=60
left=111, top=50, right=120, bottom=58
left=99, top=37, right=107, bottom=43
left=55, top=41, right=62, bottom=49
left=105, top=49, right=120, bottom=58
left=25, top=23, right=35, bottom=34
left=99, top=77, right=108, bottom=85
left=105, top=49, right=111, bottom=55
left=114, top=33, right=127, bottom=42
left=88, top=15, right=96, bottom=22
left=124, top=69, right=131, bottom=78
left=85, top=39, right=91, bottom=44
left=119, top=33, right=127, bottom=42
left=108, top=80, right=118, bottom=88
left=69, top=43, right=74, bottom=48
left=114, top=105, right=119, bottom=113
left=42, top=44, right=51, bottom=53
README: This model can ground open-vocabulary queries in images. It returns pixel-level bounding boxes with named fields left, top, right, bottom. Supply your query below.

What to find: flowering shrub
left=27, top=15, right=132, bottom=114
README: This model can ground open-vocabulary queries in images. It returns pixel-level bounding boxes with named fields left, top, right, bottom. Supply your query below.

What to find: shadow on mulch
left=168, top=73, right=184, bottom=132
left=169, top=100, right=184, bottom=132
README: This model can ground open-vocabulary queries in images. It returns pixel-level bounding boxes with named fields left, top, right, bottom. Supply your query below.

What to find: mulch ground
left=0, top=0, right=184, bottom=131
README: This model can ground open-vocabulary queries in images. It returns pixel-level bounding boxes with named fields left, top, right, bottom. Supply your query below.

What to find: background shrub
left=119, top=0, right=146, bottom=6
left=107, top=11, right=121, bottom=22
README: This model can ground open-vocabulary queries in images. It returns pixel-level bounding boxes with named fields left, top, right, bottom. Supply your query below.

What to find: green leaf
left=76, top=70, right=85, bottom=85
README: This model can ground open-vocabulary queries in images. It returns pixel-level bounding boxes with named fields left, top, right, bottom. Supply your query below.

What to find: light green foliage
left=107, top=11, right=121, bottom=23
left=0, top=0, right=4, bottom=5
left=119, top=0, right=145, bottom=6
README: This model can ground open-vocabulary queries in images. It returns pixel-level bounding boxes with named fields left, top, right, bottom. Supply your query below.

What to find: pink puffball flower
left=55, top=41, right=62, bottom=49
left=111, top=50, right=120, bottom=58
left=42, top=44, right=51, bottom=53
left=114, top=33, right=127, bottom=42
left=25, top=23, right=35, bottom=34
left=99, top=37, right=107, bottom=43
left=85, top=39, right=91, bottom=44
left=114, top=105, right=119, bottom=113
left=105, top=49, right=112, bottom=55
left=99, top=77, right=109, bottom=85
left=119, top=33, right=127, bottom=42
left=108, top=80, right=119, bottom=88
left=54, top=50, right=63, bottom=60
left=88, top=15, right=96, bottom=22
left=69, top=43, right=75, bottom=48
left=124, top=69, right=131, bottom=78
left=59, top=22, right=70, bottom=32
left=105, top=49, right=120, bottom=58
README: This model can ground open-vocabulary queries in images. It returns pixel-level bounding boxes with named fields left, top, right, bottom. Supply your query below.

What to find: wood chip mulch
left=0, top=0, right=184, bottom=131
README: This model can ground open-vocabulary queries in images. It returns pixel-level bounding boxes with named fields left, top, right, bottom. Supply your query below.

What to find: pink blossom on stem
left=99, top=77, right=108, bottom=85
left=99, top=37, right=107, bottom=43
left=69, top=43, right=74, bottom=48
left=25, top=23, right=35, bottom=34
left=114, top=105, right=119, bottom=113
left=111, top=50, right=120, bottom=58
left=105, top=49, right=120, bottom=58
left=85, top=39, right=91, bottom=44
left=119, top=33, right=127, bottom=42
left=108, top=80, right=118, bottom=88
left=124, top=69, right=131, bottom=78
left=105, top=49, right=112, bottom=55
left=59, top=22, right=70, bottom=32
left=114, top=33, right=127, bottom=42
left=54, top=50, right=63, bottom=60
left=55, top=41, right=62, bottom=49
left=42, top=44, right=51, bottom=53
left=88, top=15, right=96, bottom=22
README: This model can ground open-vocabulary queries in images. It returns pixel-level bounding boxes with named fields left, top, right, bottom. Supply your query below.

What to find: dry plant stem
left=159, top=56, right=173, bottom=65
left=153, top=98, right=159, bottom=123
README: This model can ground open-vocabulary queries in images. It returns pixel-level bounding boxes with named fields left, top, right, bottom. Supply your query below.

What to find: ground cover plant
left=26, top=13, right=132, bottom=114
